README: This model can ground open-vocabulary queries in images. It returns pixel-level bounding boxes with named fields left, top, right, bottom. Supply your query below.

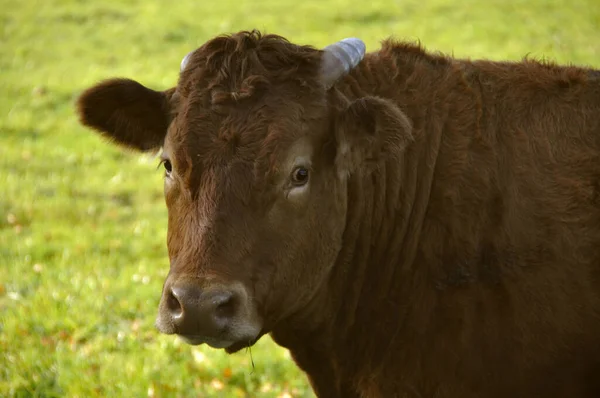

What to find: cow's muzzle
left=155, top=278, right=262, bottom=351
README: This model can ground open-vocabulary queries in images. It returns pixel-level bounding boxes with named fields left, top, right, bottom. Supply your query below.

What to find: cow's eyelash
left=157, top=159, right=173, bottom=174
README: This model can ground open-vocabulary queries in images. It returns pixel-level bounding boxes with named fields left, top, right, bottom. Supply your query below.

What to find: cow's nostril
left=166, top=289, right=183, bottom=318
left=214, top=293, right=236, bottom=319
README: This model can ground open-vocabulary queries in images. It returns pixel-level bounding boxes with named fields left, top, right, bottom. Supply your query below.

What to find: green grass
left=1, top=0, right=599, bottom=396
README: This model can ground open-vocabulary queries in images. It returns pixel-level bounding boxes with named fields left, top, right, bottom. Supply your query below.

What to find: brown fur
left=76, top=30, right=600, bottom=397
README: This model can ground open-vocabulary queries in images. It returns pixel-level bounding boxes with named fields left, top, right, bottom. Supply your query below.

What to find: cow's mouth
left=178, top=334, right=235, bottom=349
left=177, top=330, right=264, bottom=353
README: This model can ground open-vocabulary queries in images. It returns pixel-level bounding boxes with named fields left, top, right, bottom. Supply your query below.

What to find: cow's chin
left=224, top=337, right=261, bottom=354
left=222, top=329, right=267, bottom=354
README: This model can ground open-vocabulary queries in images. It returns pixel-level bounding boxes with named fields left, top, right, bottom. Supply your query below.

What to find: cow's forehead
left=168, top=96, right=304, bottom=159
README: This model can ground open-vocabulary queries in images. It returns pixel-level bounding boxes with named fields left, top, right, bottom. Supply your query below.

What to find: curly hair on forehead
left=178, top=29, right=325, bottom=107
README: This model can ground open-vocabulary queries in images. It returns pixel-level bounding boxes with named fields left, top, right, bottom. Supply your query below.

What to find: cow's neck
left=270, top=49, right=447, bottom=396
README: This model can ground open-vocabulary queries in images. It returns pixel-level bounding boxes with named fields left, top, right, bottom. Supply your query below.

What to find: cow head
left=76, top=30, right=412, bottom=353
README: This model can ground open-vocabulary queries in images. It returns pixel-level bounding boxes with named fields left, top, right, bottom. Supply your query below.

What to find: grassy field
left=1, top=0, right=599, bottom=396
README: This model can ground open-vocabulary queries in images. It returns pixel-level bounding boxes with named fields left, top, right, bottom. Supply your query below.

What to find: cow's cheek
left=295, top=183, right=347, bottom=296
left=258, top=202, right=311, bottom=307
left=307, top=177, right=348, bottom=270
left=166, top=213, right=183, bottom=264
left=259, top=177, right=345, bottom=313
left=164, top=189, right=187, bottom=265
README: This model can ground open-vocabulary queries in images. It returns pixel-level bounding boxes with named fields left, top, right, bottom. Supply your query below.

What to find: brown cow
left=76, top=30, right=600, bottom=397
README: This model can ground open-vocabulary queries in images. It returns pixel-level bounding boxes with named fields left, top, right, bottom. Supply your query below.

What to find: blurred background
left=1, top=0, right=599, bottom=396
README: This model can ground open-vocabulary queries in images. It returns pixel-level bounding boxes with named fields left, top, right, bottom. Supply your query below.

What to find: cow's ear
left=76, top=78, right=175, bottom=152
left=334, top=96, right=413, bottom=175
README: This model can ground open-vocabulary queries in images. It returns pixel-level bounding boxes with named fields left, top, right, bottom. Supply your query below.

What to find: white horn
left=180, top=51, right=193, bottom=72
left=320, top=38, right=366, bottom=89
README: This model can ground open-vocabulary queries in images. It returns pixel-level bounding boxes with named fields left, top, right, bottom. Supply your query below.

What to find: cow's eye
left=291, top=167, right=309, bottom=186
left=162, top=159, right=172, bottom=174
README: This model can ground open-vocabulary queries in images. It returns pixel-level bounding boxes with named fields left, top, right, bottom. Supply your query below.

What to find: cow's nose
left=165, top=283, right=237, bottom=337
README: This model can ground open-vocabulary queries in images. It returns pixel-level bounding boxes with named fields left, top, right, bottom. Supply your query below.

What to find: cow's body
left=271, top=45, right=600, bottom=397
left=76, top=31, right=600, bottom=397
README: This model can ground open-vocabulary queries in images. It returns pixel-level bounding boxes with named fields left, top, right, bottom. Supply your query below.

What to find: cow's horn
left=180, top=51, right=193, bottom=72
left=320, top=38, right=366, bottom=89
